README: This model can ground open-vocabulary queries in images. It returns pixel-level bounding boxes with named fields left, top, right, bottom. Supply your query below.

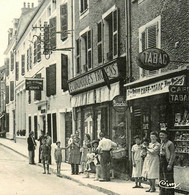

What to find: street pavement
left=0, top=145, right=105, bottom=195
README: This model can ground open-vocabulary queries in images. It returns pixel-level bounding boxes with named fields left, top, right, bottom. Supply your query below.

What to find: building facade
left=126, top=0, right=189, bottom=191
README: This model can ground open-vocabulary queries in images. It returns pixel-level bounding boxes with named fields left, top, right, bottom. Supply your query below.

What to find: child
left=131, top=135, right=143, bottom=188
left=54, top=141, right=66, bottom=177
left=91, top=140, right=101, bottom=181
left=40, top=138, right=51, bottom=174
left=141, top=138, right=149, bottom=161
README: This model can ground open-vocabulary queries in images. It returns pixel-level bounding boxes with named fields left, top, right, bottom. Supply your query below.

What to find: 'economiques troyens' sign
left=68, top=63, right=119, bottom=94
left=25, top=79, right=43, bottom=91
left=127, top=75, right=185, bottom=100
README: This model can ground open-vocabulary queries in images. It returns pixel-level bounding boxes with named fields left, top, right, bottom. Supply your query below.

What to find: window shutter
left=34, top=41, right=37, bottom=64
left=76, top=39, right=81, bottom=74
left=87, top=30, right=92, bottom=69
left=21, top=55, right=25, bottom=76
left=37, top=35, right=41, bottom=62
left=147, top=25, right=156, bottom=48
left=10, top=81, right=14, bottom=101
left=28, top=90, right=31, bottom=104
left=29, top=46, right=32, bottom=69
left=11, top=52, right=14, bottom=71
left=49, top=17, right=57, bottom=50
left=141, top=31, right=146, bottom=51
left=112, top=8, right=118, bottom=58
left=97, top=21, right=103, bottom=64
left=34, top=73, right=42, bottom=101
left=46, top=64, right=56, bottom=97
left=5, top=58, right=9, bottom=76
left=61, top=54, right=68, bottom=92
left=52, top=113, right=57, bottom=143
left=27, top=49, right=30, bottom=71
left=6, top=86, right=9, bottom=104
left=60, top=3, right=68, bottom=41
left=16, top=62, right=19, bottom=81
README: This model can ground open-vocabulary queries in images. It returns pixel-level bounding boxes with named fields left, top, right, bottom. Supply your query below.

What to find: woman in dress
left=142, top=131, right=160, bottom=192
left=131, top=135, right=143, bottom=188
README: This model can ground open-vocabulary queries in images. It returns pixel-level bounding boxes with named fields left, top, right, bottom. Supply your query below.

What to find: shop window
left=34, top=115, right=38, bottom=139
left=84, top=107, right=94, bottom=140
left=97, top=21, right=103, bottom=64
left=49, top=17, right=56, bottom=50
left=103, top=8, right=118, bottom=63
left=61, top=54, right=68, bottom=91
left=10, top=51, right=14, bottom=71
left=47, top=114, right=52, bottom=137
left=21, top=54, right=25, bottom=76
left=52, top=113, right=57, bottom=143
left=10, top=81, right=14, bottom=101
left=174, top=105, right=189, bottom=127
left=60, top=3, right=68, bottom=41
left=80, top=0, right=88, bottom=15
left=46, top=64, right=56, bottom=97
left=80, top=29, right=92, bottom=72
left=139, top=16, right=161, bottom=78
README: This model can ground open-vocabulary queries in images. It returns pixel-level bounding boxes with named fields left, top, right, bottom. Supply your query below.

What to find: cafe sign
left=127, top=75, right=185, bottom=100
left=112, top=95, right=127, bottom=112
left=68, top=63, right=119, bottom=94
left=25, top=79, right=43, bottom=91
left=138, top=48, right=170, bottom=70
left=169, top=86, right=189, bottom=103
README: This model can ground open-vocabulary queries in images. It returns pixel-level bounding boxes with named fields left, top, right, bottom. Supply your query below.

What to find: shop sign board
left=127, top=75, right=185, bottom=100
left=68, top=63, right=119, bottom=94
left=25, top=79, right=43, bottom=91
left=169, top=86, right=189, bottom=103
left=112, top=95, right=127, bottom=112
left=138, top=48, right=170, bottom=70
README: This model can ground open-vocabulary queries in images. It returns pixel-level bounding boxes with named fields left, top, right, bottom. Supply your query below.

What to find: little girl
left=54, top=141, right=66, bottom=177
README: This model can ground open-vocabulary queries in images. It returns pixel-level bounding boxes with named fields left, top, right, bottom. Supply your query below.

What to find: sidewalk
left=0, top=138, right=159, bottom=195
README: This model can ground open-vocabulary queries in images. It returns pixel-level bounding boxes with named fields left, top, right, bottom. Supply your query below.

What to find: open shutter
left=76, top=39, right=81, bottom=74
left=34, top=73, right=42, bottom=101
left=52, top=113, right=57, bottom=143
left=21, top=55, right=25, bottom=76
left=60, top=3, right=68, bottom=41
left=10, top=81, right=14, bottom=101
left=29, top=46, right=32, bottom=69
left=112, top=8, right=118, bottom=58
left=46, top=67, right=50, bottom=97
left=6, top=86, right=9, bottom=104
left=34, top=40, right=37, bottom=64
left=16, top=62, right=19, bottom=81
left=46, top=64, right=56, bottom=97
left=147, top=25, right=157, bottom=48
left=27, top=49, right=30, bottom=71
left=37, top=34, right=41, bottom=62
left=49, top=17, right=57, bottom=50
left=11, top=52, right=14, bottom=71
left=61, top=54, right=68, bottom=92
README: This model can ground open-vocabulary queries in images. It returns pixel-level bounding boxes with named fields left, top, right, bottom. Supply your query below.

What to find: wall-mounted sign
left=169, top=86, right=189, bottom=103
left=68, top=63, right=119, bottom=94
left=138, top=48, right=170, bottom=70
left=127, top=75, right=185, bottom=100
left=112, top=95, right=127, bottom=112
left=25, top=79, right=43, bottom=91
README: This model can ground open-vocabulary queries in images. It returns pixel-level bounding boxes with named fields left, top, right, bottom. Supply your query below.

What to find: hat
left=92, top=139, right=99, bottom=146
left=56, top=141, right=61, bottom=145
left=99, top=132, right=105, bottom=138
left=159, top=130, right=168, bottom=135
left=134, top=135, right=141, bottom=140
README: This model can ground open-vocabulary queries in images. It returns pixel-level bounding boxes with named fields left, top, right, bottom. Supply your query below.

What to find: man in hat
left=159, top=130, right=175, bottom=195
left=27, top=131, right=36, bottom=165
left=97, top=132, right=117, bottom=182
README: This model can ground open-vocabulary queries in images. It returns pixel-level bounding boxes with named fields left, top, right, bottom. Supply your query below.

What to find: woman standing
left=68, top=131, right=81, bottom=175
left=142, top=131, right=160, bottom=192
left=80, top=134, right=91, bottom=174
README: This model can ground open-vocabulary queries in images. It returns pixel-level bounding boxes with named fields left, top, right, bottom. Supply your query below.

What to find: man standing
left=159, top=130, right=175, bottom=195
left=46, top=132, right=52, bottom=164
left=97, top=132, right=117, bottom=182
left=27, top=131, right=36, bottom=165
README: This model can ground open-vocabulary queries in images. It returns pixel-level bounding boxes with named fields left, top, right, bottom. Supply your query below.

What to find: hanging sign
left=169, top=86, right=189, bottom=103
left=25, top=79, right=43, bottom=91
left=138, top=48, right=170, bottom=70
left=112, top=95, right=127, bottom=112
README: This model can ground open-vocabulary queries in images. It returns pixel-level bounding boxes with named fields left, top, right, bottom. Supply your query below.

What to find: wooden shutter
left=49, top=17, right=57, bottom=50
left=76, top=39, right=80, bottom=74
left=34, top=40, right=37, bottom=64
left=34, top=73, right=42, bottom=101
left=46, top=64, right=56, bottom=97
left=28, top=116, right=31, bottom=133
left=10, top=81, right=14, bottom=101
left=34, top=116, right=38, bottom=139
left=11, top=52, right=14, bottom=71
left=112, top=8, right=118, bottom=58
left=141, top=31, right=146, bottom=51
left=5, top=58, right=9, bottom=76
left=97, top=21, right=103, bottom=64
left=29, top=46, right=32, bottom=69
left=52, top=113, right=57, bottom=143
left=6, top=86, right=9, bottom=104
left=37, top=34, right=41, bottom=62
left=87, top=30, right=92, bottom=69
left=6, top=113, right=9, bottom=132
left=147, top=25, right=157, bottom=48
left=16, top=62, right=19, bottom=81
left=21, top=55, right=25, bottom=75
left=27, top=49, right=30, bottom=71
left=61, top=54, right=68, bottom=91
left=47, top=114, right=52, bottom=136
left=60, top=3, right=68, bottom=41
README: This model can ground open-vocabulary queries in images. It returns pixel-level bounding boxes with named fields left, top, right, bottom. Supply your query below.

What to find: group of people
left=67, top=131, right=117, bottom=182
left=132, top=130, right=175, bottom=195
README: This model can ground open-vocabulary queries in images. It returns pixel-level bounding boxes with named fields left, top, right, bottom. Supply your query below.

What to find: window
left=11, top=51, right=14, bottom=71
left=80, top=0, right=88, bottom=14
left=46, top=64, right=56, bottom=97
left=10, top=81, right=14, bottom=101
left=60, top=3, right=68, bottom=41
left=49, top=17, right=57, bottom=50
left=6, top=86, right=9, bottom=104
left=61, top=54, right=68, bottom=91
left=76, top=39, right=80, bottom=74
left=139, top=16, right=161, bottom=78
left=27, top=46, right=32, bottom=71
left=103, top=8, right=118, bottom=63
left=34, top=40, right=37, bottom=64
left=21, top=55, right=25, bottom=76
left=80, top=29, right=92, bottom=72
left=16, top=62, right=19, bottom=81
left=52, top=113, right=57, bottom=143
left=97, top=21, right=103, bottom=64
left=37, top=35, right=41, bottom=62
left=34, top=74, right=42, bottom=101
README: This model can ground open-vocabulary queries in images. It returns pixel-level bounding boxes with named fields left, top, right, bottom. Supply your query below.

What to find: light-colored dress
left=132, top=144, right=142, bottom=178
left=142, top=142, right=160, bottom=179
left=54, top=147, right=62, bottom=163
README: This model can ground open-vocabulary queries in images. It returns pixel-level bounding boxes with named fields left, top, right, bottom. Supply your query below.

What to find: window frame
left=97, top=20, right=103, bottom=65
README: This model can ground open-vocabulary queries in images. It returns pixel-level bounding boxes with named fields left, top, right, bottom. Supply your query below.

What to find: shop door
left=34, top=116, right=38, bottom=139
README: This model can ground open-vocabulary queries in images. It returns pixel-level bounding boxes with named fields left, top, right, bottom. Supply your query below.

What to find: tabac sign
left=25, top=79, right=43, bottom=91
left=169, top=86, right=189, bottom=103
left=138, top=48, right=170, bottom=70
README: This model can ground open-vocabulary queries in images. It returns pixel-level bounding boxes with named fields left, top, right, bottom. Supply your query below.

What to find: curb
left=0, top=142, right=119, bottom=195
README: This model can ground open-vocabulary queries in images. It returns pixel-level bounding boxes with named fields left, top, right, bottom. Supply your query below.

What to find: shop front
left=68, top=58, right=129, bottom=178
left=126, top=68, right=189, bottom=191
